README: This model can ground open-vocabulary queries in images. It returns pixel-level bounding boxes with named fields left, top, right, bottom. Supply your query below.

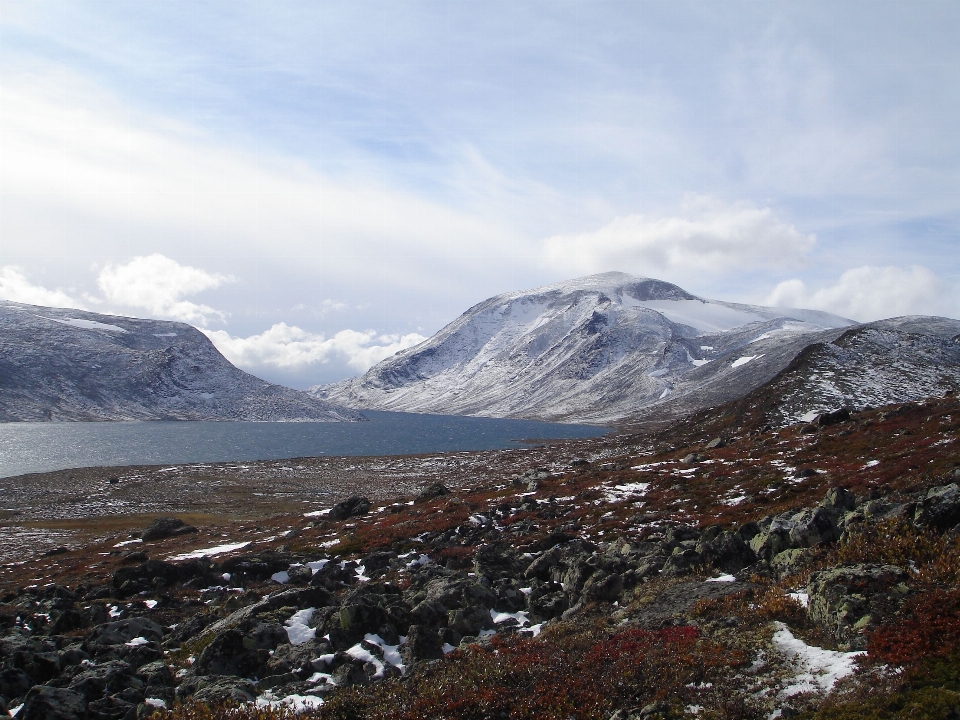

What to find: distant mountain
left=311, top=272, right=865, bottom=424
left=0, top=301, right=364, bottom=422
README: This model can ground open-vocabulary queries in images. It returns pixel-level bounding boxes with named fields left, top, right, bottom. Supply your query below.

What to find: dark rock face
left=328, top=496, right=372, bottom=521
left=141, top=517, right=198, bottom=542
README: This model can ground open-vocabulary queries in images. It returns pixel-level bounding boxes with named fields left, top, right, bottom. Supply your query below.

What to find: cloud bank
left=764, top=265, right=947, bottom=322
left=204, top=324, right=426, bottom=375
left=543, top=197, right=816, bottom=279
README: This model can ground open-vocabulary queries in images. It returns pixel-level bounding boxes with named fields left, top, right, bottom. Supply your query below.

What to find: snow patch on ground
left=168, top=541, right=250, bottom=561
left=772, top=622, right=863, bottom=697
left=731, top=355, right=763, bottom=369
left=284, top=608, right=316, bottom=645
left=602, top=482, right=651, bottom=503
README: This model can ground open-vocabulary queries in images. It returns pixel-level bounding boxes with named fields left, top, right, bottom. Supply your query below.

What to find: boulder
left=67, top=659, right=141, bottom=702
left=820, top=487, right=856, bottom=515
left=806, top=564, right=908, bottom=649
left=661, top=548, right=701, bottom=577
left=328, top=496, right=371, bottom=521
left=193, top=629, right=267, bottom=677
left=914, top=484, right=960, bottom=530
left=696, top=530, right=756, bottom=574
left=19, top=686, right=87, bottom=720
left=88, top=618, right=165, bottom=648
left=221, top=551, right=294, bottom=582
left=448, top=606, right=494, bottom=637
left=473, top=543, right=525, bottom=581
left=400, top=625, right=444, bottom=664
left=787, top=507, right=841, bottom=547
left=183, top=676, right=257, bottom=705
left=140, top=517, right=197, bottom=542
left=581, top=571, right=624, bottom=602
left=414, top=483, right=451, bottom=504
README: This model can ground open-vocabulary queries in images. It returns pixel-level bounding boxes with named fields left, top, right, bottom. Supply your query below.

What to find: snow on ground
left=601, top=482, right=651, bottom=503
left=284, top=608, right=316, bottom=645
left=771, top=622, right=864, bottom=697
left=491, top=609, right=531, bottom=627
left=256, top=694, right=324, bottom=712
left=168, top=541, right=250, bottom=561
left=731, top=355, right=763, bottom=369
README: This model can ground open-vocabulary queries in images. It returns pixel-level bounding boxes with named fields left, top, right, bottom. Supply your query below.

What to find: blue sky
left=1, top=1, right=958, bottom=387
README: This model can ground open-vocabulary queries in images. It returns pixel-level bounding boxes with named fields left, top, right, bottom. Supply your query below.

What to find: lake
left=0, top=410, right=607, bottom=478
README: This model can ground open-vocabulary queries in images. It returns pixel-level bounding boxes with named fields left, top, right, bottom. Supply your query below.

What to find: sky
left=0, top=1, right=958, bottom=389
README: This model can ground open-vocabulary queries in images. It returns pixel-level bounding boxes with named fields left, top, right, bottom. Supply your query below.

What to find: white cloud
left=764, top=265, right=948, bottom=322
left=0, top=267, right=86, bottom=309
left=542, top=196, right=815, bottom=278
left=204, top=323, right=426, bottom=374
left=96, top=254, right=233, bottom=326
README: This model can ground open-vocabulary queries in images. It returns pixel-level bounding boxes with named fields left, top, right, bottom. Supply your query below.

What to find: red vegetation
left=869, top=589, right=960, bottom=666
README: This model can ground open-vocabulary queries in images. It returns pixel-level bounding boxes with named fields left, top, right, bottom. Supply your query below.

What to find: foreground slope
left=3, top=391, right=960, bottom=719
left=313, top=272, right=853, bottom=423
left=0, top=301, right=363, bottom=422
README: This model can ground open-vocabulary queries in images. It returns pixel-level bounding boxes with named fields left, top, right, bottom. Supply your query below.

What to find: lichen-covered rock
left=806, top=564, right=909, bottom=650
left=414, top=483, right=450, bottom=504
left=696, top=530, right=756, bottom=573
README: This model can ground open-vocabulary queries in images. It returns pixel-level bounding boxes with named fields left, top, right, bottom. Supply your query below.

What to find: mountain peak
left=507, top=272, right=697, bottom=302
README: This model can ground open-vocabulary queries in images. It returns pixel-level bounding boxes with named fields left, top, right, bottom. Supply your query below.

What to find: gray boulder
left=788, top=507, right=841, bottom=548
left=141, top=517, right=197, bottom=542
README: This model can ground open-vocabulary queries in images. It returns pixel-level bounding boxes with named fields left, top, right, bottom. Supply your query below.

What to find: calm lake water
left=0, top=410, right=607, bottom=478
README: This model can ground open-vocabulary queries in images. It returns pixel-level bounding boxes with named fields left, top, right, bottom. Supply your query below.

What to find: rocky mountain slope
left=0, top=301, right=363, bottom=422
left=2, top=391, right=960, bottom=719
left=311, top=272, right=856, bottom=423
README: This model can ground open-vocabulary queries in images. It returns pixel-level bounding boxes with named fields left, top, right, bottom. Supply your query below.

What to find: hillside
left=0, top=301, right=363, bottom=422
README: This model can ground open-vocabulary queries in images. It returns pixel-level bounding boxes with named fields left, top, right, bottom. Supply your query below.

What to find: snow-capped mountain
left=0, top=301, right=363, bottom=422
left=311, top=272, right=858, bottom=423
